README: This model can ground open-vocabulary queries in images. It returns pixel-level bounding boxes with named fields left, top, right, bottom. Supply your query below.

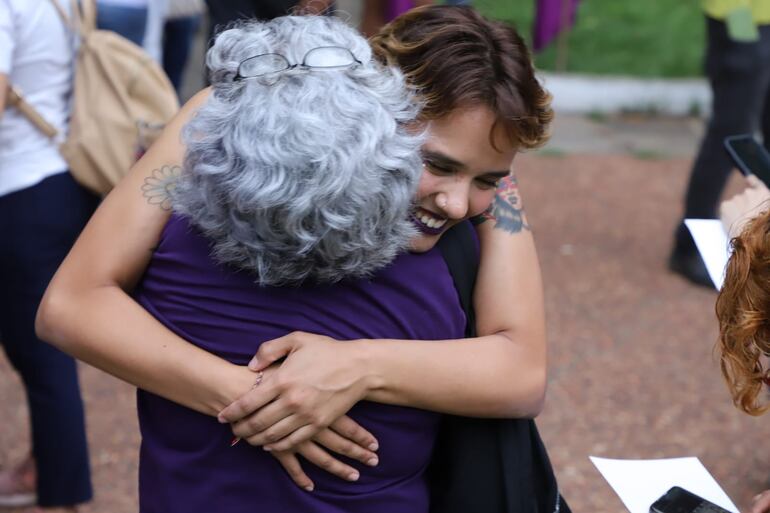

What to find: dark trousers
left=677, top=17, right=770, bottom=249
left=163, top=15, right=203, bottom=93
left=95, top=3, right=148, bottom=46
left=0, top=172, right=98, bottom=506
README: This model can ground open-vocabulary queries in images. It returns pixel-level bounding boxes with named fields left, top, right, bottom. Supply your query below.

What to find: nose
left=435, top=180, right=470, bottom=220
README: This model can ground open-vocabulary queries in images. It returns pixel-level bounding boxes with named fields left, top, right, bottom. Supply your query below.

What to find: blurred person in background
left=716, top=175, right=770, bottom=512
left=204, top=0, right=334, bottom=42
left=0, top=1, right=96, bottom=512
left=96, top=0, right=166, bottom=67
left=670, top=0, right=770, bottom=287
left=143, top=0, right=168, bottom=63
left=163, top=0, right=206, bottom=94
left=96, top=0, right=148, bottom=45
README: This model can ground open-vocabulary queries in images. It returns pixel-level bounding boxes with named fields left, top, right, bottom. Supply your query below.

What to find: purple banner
left=386, top=0, right=416, bottom=21
left=533, top=0, right=581, bottom=52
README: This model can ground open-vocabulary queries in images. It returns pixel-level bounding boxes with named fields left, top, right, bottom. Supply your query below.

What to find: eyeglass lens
left=239, top=54, right=290, bottom=78
left=302, top=47, right=357, bottom=68
left=238, top=47, right=358, bottom=78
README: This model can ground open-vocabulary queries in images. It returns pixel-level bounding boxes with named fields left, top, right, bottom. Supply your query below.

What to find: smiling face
left=409, top=106, right=517, bottom=253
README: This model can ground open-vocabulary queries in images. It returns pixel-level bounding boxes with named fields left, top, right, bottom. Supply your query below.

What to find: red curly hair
left=717, top=208, right=770, bottom=415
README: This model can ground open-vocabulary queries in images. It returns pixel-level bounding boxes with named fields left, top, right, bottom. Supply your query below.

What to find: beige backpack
left=7, top=0, right=180, bottom=195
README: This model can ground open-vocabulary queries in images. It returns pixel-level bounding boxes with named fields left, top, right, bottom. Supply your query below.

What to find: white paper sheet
left=684, top=219, right=730, bottom=290
left=589, top=456, right=739, bottom=513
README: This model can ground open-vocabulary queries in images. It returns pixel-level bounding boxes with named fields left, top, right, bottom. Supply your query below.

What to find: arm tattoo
left=141, top=165, right=181, bottom=211
left=475, top=175, right=530, bottom=233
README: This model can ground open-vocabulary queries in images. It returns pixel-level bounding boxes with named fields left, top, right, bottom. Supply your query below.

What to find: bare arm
left=221, top=172, right=548, bottom=449
left=0, top=73, right=8, bottom=118
left=36, top=88, right=258, bottom=415
left=36, top=88, right=381, bottom=488
left=361, top=174, right=546, bottom=417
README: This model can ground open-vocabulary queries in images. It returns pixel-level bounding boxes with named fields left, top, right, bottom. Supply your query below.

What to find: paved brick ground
left=2, top=149, right=769, bottom=512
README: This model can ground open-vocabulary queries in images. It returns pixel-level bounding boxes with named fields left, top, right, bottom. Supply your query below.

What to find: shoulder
left=145, top=88, right=211, bottom=163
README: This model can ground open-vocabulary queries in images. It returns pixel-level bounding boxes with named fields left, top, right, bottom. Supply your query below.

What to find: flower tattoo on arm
left=473, top=174, right=530, bottom=233
left=141, top=165, right=181, bottom=211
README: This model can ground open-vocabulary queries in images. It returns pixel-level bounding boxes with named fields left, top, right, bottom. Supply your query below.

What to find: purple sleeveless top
left=133, top=215, right=466, bottom=513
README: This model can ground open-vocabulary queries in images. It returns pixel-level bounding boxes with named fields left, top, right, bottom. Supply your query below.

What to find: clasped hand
left=219, top=332, right=375, bottom=490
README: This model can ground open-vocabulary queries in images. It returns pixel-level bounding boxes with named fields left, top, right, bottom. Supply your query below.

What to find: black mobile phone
left=724, top=134, right=770, bottom=185
left=649, top=486, right=732, bottom=513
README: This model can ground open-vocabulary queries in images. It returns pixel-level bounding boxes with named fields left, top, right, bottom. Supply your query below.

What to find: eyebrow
left=422, top=150, right=465, bottom=170
left=422, top=149, right=510, bottom=178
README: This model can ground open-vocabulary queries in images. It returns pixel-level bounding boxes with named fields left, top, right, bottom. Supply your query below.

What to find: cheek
left=415, top=172, right=438, bottom=202
left=469, top=189, right=497, bottom=217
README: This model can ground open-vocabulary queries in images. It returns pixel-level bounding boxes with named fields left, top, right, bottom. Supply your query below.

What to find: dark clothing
left=163, top=14, right=202, bottom=93
left=95, top=3, right=148, bottom=46
left=134, top=214, right=466, bottom=513
left=431, top=221, right=569, bottom=513
left=0, top=172, right=97, bottom=506
left=204, top=0, right=299, bottom=40
left=677, top=16, right=770, bottom=251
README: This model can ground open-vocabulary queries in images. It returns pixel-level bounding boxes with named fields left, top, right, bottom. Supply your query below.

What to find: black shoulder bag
left=431, top=221, right=570, bottom=513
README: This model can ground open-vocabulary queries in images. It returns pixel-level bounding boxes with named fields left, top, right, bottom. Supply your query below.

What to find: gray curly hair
left=172, top=15, right=423, bottom=286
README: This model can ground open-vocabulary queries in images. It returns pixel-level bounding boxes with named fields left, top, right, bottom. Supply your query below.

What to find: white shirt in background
left=143, top=0, right=168, bottom=63
left=0, top=0, right=75, bottom=197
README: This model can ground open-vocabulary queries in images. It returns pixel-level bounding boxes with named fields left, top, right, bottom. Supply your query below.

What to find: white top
left=0, top=0, right=75, bottom=197
left=142, top=0, right=167, bottom=63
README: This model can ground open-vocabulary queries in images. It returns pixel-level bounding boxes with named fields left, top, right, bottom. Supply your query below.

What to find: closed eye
left=475, top=176, right=502, bottom=190
left=423, top=159, right=455, bottom=176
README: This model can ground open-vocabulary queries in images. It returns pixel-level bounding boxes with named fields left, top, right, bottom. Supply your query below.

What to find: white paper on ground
left=589, top=456, right=739, bottom=513
left=684, top=219, right=730, bottom=290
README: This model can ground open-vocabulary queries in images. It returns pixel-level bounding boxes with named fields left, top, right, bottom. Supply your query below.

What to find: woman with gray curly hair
left=175, top=16, right=423, bottom=285
left=37, top=6, right=555, bottom=513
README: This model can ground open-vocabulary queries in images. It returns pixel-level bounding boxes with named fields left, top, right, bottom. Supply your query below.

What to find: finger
left=330, top=415, right=379, bottom=452
left=297, top=442, right=360, bottom=482
left=313, top=428, right=378, bottom=467
left=747, top=173, right=764, bottom=188
left=263, top=424, right=318, bottom=452
left=271, top=451, right=315, bottom=492
left=249, top=333, right=302, bottom=371
left=243, top=414, right=310, bottom=447
left=218, top=382, right=279, bottom=424
left=753, top=490, right=770, bottom=513
left=230, top=398, right=296, bottom=440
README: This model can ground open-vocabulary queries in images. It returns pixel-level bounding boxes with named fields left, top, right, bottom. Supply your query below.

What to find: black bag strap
left=436, top=220, right=478, bottom=337
left=435, top=222, right=570, bottom=513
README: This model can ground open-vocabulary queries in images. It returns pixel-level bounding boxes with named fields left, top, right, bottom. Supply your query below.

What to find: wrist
left=350, top=339, right=385, bottom=397
left=209, top=363, right=258, bottom=415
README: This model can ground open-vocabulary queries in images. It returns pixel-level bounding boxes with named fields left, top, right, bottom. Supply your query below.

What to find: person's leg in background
left=95, top=1, right=148, bottom=46
left=671, top=18, right=770, bottom=287
left=762, top=58, right=770, bottom=151
left=143, top=0, right=169, bottom=64
left=0, top=173, right=99, bottom=511
left=163, top=0, right=205, bottom=95
left=163, top=14, right=202, bottom=94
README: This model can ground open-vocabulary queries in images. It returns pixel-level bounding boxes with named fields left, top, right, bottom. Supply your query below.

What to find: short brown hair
left=370, top=5, right=553, bottom=151
left=717, top=208, right=770, bottom=415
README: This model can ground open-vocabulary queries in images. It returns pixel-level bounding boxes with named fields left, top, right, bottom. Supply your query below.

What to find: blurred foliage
left=466, top=0, right=705, bottom=78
